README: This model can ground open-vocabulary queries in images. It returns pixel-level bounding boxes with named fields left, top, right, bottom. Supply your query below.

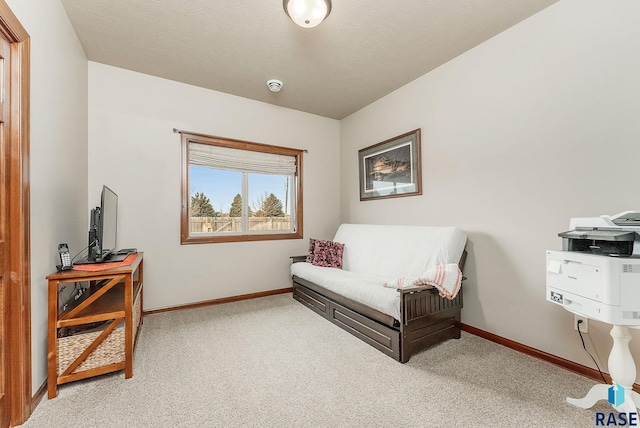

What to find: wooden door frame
left=0, top=2, right=30, bottom=426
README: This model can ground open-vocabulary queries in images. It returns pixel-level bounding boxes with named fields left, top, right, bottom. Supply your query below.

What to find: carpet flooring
left=24, top=293, right=613, bottom=427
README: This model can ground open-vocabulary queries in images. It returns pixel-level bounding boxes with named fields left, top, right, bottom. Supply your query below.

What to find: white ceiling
left=61, top=0, right=559, bottom=120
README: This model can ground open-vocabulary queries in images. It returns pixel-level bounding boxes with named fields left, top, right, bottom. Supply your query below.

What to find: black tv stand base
left=74, top=252, right=131, bottom=265
left=112, top=248, right=137, bottom=256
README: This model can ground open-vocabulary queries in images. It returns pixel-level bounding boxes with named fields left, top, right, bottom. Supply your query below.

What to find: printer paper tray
left=559, top=229, right=636, bottom=241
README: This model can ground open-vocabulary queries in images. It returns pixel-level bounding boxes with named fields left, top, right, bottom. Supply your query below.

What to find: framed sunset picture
left=358, top=129, right=422, bottom=201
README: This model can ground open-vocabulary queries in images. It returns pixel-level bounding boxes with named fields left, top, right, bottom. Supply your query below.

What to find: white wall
left=4, top=0, right=88, bottom=393
left=88, top=62, right=340, bottom=310
left=341, top=0, right=640, bottom=379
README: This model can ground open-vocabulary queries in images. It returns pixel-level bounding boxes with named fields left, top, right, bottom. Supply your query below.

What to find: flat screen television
left=86, top=185, right=118, bottom=263
left=99, top=185, right=118, bottom=259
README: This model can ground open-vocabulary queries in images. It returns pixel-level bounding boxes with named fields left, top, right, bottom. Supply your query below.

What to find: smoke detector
left=266, top=79, right=283, bottom=92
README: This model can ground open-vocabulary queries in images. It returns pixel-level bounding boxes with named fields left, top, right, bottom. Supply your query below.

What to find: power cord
left=577, top=319, right=607, bottom=384
left=70, top=239, right=97, bottom=264
left=58, top=285, right=68, bottom=311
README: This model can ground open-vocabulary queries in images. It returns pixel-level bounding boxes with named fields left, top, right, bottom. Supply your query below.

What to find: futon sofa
left=291, top=224, right=468, bottom=363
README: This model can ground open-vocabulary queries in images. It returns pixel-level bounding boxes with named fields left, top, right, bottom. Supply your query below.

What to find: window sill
left=181, top=230, right=303, bottom=244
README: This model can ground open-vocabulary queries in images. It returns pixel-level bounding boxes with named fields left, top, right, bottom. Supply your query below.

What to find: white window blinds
left=189, top=142, right=296, bottom=175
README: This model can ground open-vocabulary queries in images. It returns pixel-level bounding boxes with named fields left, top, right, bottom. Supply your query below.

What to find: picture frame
left=358, top=129, right=422, bottom=201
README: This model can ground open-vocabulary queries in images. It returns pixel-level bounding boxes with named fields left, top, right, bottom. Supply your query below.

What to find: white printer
left=546, top=211, right=640, bottom=325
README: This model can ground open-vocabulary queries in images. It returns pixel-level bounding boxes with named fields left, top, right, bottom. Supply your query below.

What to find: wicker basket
left=57, top=287, right=142, bottom=376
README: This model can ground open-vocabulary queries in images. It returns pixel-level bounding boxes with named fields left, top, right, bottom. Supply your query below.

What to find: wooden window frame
left=180, top=132, right=303, bottom=244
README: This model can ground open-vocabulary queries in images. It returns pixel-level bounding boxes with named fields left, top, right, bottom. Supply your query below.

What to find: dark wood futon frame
left=292, top=251, right=467, bottom=363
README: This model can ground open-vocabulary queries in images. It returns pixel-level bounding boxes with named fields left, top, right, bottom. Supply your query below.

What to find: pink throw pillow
left=311, top=239, right=344, bottom=269
left=305, top=238, right=318, bottom=263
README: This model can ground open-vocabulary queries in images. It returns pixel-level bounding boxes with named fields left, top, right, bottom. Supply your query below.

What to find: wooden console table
left=46, top=252, right=143, bottom=398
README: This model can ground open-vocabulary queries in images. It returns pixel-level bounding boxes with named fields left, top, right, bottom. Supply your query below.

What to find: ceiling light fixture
left=283, top=0, right=332, bottom=29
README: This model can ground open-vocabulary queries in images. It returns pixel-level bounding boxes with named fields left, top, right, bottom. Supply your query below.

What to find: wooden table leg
left=47, top=280, right=58, bottom=399
left=124, top=273, right=133, bottom=379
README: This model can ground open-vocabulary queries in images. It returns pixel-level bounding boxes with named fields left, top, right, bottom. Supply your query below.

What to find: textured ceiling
left=61, top=0, right=559, bottom=120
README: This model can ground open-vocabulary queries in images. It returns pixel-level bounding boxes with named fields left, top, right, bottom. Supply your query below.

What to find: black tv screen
left=99, top=185, right=118, bottom=258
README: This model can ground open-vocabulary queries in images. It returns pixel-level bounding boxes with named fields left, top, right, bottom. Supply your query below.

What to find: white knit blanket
left=385, top=263, right=463, bottom=300
left=291, top=262, right=402, bottom=320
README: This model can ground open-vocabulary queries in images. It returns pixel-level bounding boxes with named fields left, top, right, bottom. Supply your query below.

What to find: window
left=180, top=132, right=303, bottom=244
